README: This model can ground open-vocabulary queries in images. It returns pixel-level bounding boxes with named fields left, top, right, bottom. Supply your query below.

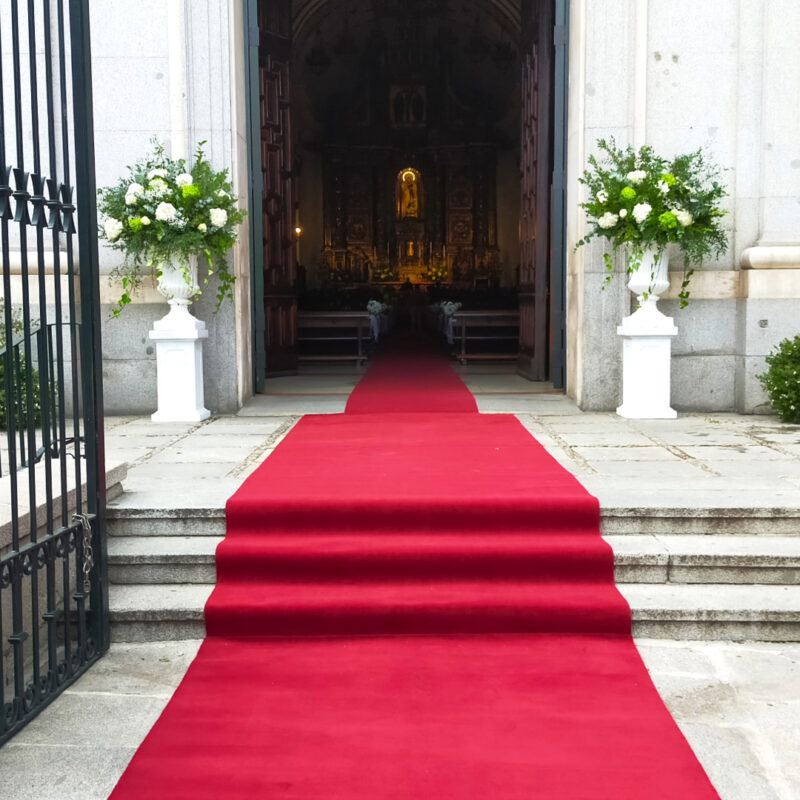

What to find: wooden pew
left=297, top=311, right=371, bottom=365
left=451, top=310, right=520, bottom=365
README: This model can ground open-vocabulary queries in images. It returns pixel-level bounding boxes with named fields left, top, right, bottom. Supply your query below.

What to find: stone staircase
left=105, top=504, right=800, bottom=643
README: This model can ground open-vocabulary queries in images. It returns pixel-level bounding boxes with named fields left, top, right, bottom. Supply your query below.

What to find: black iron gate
left=0, top=0, right=106, bottom=746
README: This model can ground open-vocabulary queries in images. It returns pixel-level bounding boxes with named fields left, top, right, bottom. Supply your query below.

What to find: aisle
left=110, top=340, right=719, bottom=799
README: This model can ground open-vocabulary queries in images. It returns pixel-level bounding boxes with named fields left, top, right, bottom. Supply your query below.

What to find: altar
left=319, top=148, right=503, bottom=289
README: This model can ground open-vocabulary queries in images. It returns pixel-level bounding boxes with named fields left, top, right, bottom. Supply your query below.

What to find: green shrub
left=758, top=335, right=800, bottom=423
left=0, top=301, right=43, bottom=431
left=0, top=358, right=42, bottom=430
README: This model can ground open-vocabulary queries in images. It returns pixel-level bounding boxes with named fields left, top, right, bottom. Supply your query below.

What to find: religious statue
left=397, top=168, right=421, bottom=219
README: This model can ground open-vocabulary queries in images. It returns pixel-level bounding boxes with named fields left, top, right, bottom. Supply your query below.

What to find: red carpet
left=111, top=340, right=720, bottom=799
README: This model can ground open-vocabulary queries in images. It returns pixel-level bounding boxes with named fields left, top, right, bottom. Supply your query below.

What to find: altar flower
left=577, top=138, right=728, bottom=306
left=210, top=208, right=228, bottom=227
left=104, top=218, right=123, bottom=241
left=632, top=202, right=652, bottom=224
left=98, top=140, right=246, bottom=317
left=598, top=212, right=619, bottom=229
left=149, top=178, right=170, bottom=197
left=125, top=183, right=144, bottom=205
left=156, top=202, right=177, bottom=222
left=658, top=211, right=678, bottom=230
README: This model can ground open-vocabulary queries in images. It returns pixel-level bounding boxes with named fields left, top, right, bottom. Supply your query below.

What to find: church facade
left=91, top=0, right=800, bottom=416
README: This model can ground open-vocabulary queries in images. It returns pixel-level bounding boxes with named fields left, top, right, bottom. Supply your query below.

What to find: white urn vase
left=616, top=246, right=678, bottom=419
left=149, top=255, right=210, bottom=422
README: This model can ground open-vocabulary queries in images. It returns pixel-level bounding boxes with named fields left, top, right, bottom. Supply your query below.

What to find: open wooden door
left=258, top=0, right=297, bottom=375
left=517, top=0, right=554, bottom=382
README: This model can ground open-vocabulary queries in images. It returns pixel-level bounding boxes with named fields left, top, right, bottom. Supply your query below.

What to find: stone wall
left=567, top=0, right=800, bottom=413
left=92, top=0, right=248, bottom=415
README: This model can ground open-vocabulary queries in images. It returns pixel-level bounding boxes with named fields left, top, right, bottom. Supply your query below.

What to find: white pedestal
left=616, top=301, right=678, bottom=419
left=149, top=304, right=210, bottom=423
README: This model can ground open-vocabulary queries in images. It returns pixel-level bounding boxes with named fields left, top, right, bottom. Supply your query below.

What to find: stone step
left=106, top=505, right=800, bottom=538
left=609, top=535, right=800, bottom=584
left=108, top=536, right=222, bottom=584
left=106, top=507, right=226, bottom=537
left=108, top=583, right=800, bottom=643
left=107, top=535, right=800, bottom=586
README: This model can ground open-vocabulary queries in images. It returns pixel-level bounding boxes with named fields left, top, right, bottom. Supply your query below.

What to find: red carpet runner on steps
left=111, top=339, right=720, bottom=799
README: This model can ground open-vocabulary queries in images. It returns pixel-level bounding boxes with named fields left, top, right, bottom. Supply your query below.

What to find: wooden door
left=517, top=0, right=553, bottom=381
left=258, top=0, right=296, bottom=375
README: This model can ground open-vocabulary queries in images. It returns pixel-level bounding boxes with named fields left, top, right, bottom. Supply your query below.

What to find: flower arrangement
left=366, top=299, right=388, bottom=315
left=440, top=300, right=462, bottom=317
left=372, top=263, right=399, bottom=282
left=576, top=139, right=728, bottom=306
left=758, top=335, right=800, bottom=423
left=98, top=141, right=246, bottom=316
left=424, top=264, right=448, bottom=283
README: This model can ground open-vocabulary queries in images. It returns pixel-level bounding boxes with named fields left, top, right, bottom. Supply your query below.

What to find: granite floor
left=2, top=364, right=799, bottom=797
left=0, top=639, right=797, bottom=800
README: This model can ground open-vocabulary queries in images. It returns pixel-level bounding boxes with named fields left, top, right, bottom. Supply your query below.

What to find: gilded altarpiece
left=321, top=149, right=500, bottom=286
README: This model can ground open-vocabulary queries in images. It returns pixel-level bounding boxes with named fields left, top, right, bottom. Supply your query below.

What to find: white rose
left=619, top=208, right=628, bottom=218
left=657, top=180, right=670, bottom=195
left=103, top=218, right=123, bottom=241
left=147, top=168, right=168, bottom=180
left=217, top=189, right=228, bottom=198
left=155, top=202, right=177, bottom=222
left=209, top=208, right=228, bottom=227
left=597, top=212, right=619, bottom=230
left=176, top=173, right=194, bottom=187
left=632, top=202, right=652, bottom=223
left=675, top=209, right=694, bottom=227
left=596, top=190, right=609, bottom=204
left=197, top=223, right=208, bottom=233
left=141, top=216, right=151, bottom=226
left=627, top=170, right=647, bottom=185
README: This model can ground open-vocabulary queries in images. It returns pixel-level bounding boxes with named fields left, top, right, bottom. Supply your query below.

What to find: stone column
left=735, top=0, right=800, bottom=412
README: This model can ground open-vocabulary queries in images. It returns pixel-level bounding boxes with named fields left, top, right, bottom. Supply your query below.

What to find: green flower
left=182, top=184, right=201, bottom=200
left=658, top=211, right=678, bottom=230
left=620, top=186, right=637, bottom=200
left=128, top=217, right=144, bottom=232
left=660, top=173, right=677, bottom=186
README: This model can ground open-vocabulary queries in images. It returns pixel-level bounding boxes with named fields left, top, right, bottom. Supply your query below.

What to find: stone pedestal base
left=616, top=303, right=678, bottom=419
left=149, top=305, right=210, bottom=423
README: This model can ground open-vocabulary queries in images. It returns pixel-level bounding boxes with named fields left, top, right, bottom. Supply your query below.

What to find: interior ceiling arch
left=292, top=0, right=521, bottom=42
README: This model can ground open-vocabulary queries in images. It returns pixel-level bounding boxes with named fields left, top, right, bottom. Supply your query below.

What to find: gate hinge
left=249, top=26, right=260, bottom=48
left=554, top=25, right=568, bottom=47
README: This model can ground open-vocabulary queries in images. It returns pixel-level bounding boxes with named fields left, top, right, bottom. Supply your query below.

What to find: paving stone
left=574, top=445, right=682, bottom=461
left=0, top=744, right=136, bottom=800
left=671, top=722, right=783, bottom=800
left=558, top=430, right=655, bottom=446
left=635, top=639, right=718, bottom=677
left=679, top=444, right=789, bottom=461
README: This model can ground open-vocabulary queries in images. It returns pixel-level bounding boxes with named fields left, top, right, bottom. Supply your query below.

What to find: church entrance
left=246, top=0, right=568, bottom=388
